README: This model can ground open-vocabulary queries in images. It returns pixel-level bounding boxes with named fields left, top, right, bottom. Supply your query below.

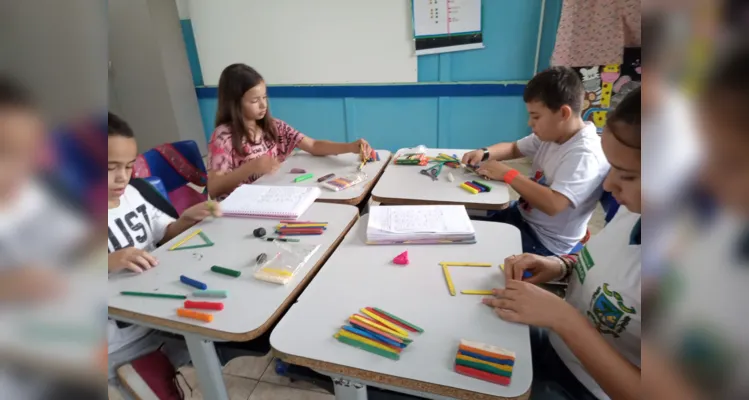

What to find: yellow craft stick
left=440, top=262, right=493, bottom=267
left=456, top=354, right=514, bottom=372
left=461, top=290, right=494, bottom=295
left=360, top=308, right=408, bottom=336
left=277, top=224, right=327, bottom=228
left=337, top=329, right=399, bottom=355
left=351, top=315, right=408, bottom=339
left=259, top=267, right=292, bottom=277
left=442, top=264, right=456, bottom=296
left=169, top=229, right=202, bottom=251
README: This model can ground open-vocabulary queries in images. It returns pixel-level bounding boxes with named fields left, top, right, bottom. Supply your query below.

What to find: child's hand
left=504, top=253, right=563, bottom=284
left=482, top=280, right=575, bottom=330
left=476, top=160, right=512, bottom=181
left=461, top=149, right=485, bottom=167
left=108, top=248, right=158, bottom=273
left=350, top=139, right=373, bottom=159
left=0, top=267, right=67, bottom=303
left=253, top=154, right=281, bottom=175
left=181, top=201, right=222, bottom=223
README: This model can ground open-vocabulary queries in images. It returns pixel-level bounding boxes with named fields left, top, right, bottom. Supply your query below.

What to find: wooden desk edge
left=108, top=211, right=361, bottom=342
left=272, top=348, right=530, bottom=400
left=316, top=153, right=393, bottom=206
left=370, top=195, right=510, bottom=211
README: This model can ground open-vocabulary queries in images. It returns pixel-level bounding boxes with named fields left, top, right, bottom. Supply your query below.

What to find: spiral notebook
left=220, top=185, right=321, bottom=219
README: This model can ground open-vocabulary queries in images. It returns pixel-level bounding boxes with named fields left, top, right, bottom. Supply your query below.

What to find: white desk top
left=371, top=149, right=510, bottom=210
left=108, top=203, right=359, bottom=341
left=253, top=150, right=392, bottom=205
left=271, top=216, right=531, bottom=399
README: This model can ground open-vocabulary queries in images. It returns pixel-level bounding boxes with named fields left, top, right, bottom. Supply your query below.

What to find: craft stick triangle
left=393, top=251, right=409, bottom=265
left=169, top=230, right=214, bottom=251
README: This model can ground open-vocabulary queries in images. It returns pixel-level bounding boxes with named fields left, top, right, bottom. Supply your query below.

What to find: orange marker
left=177, top=308, right=213, bottom=322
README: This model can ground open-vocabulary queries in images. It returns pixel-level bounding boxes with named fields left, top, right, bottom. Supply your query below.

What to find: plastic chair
left=569, top=190, right=620, bottom=254
left=143, top=176, right=169, bottom=200
left=140, top=140, right=207, bottom=214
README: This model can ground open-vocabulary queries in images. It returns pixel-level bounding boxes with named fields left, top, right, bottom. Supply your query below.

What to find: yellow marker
left=442, top=264, right=456, bottom=296
left=259, top=268, right=292, bottom=277
left=350, top=315, right=409, bottom=339
left=456, top=354, right=514, bottom=372
left=169, top=229, right=202, bottom=251
left=460, top=183, right=479, bottom=194
left=440, top=262, right=492, bottom=267
left=499, top=264, right=504, bottom=271
left=337, top=329, right=399, bottom=354
left=460, top=290, right=494, bottom=295
left=360, top=308, right=408, bottom=336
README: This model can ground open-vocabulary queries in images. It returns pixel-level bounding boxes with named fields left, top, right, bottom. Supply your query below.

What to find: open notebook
left=220, top=185, right=321, bottom=219
left=366, top=205, right=476, bottom=245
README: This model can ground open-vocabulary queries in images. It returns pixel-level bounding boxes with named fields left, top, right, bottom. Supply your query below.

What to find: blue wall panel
left=350, top=98, right=440, bottom=150
left=445, top=97, right=530, bottom=149
left=271, top=98, right=347, bottom=143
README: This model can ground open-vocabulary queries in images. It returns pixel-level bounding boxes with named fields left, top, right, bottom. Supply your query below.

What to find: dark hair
left=108, top=112, right=134, bottom=138
left=523, top=66, right=584, bottom=114
left=0, top=75, right=35, bottom=110
left=215, top=64, right=278, bottom=156
left=606, top=86, right=641, bottom=149
left=704, top=42, right=749, bottom=110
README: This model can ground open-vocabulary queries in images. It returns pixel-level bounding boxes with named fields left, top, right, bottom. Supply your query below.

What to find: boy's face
left=0, top=108, right=45, bottom=200
left=602, top=124, right=642, bottom=213
left=526, top=100, right=567, bottom=142
left=107, top=135, right=137, bottom=201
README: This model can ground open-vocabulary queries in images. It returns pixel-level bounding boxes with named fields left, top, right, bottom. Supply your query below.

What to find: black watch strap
left=481, top=148, right=490, bottom=162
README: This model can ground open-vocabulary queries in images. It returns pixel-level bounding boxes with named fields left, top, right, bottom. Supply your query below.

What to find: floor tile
left=223, top=353, right=274, bottom=380
left=249, top=382, right=334, bottom=400
left=260, top=358, right=331, bottom=393
left=178, top=366, right=258, bottom=400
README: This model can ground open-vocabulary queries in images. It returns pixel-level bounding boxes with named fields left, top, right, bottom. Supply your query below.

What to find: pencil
left=169, top=229, right=202, bottom=251
left=121, top=291, right=187, bottom=299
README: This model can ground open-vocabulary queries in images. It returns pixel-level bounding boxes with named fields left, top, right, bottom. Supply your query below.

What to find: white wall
left=189, top=0, right=418, bottom=85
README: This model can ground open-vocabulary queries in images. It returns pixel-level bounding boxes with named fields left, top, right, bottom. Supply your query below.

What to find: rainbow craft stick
left=460, top=183, right=479, bottom=194
left=360, top=308, right=409, bottom=336
left=370, top=307, right=424, bottom=333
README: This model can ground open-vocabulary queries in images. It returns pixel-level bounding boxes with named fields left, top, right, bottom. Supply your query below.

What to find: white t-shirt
left=516, top=122, right=610, bottom=254
left=550, top=208, right=642, bottom=399
left=107, top=185, right=175, bottom=354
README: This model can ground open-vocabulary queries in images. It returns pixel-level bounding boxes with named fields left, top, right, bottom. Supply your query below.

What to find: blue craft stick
left=457, top=349, right=515, bottom=366
left=180, top=275, right=207, bottom=290
left=342, top=325, right=405, bottom=348
left=376, top=152, right=380, bottom=161
left=523, top=271, right=532, bottom=279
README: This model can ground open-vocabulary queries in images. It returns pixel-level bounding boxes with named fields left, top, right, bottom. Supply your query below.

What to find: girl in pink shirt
left=207, top=64, right=372, bottom=198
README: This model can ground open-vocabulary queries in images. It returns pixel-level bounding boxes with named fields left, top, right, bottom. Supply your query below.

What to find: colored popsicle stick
left=461, top=339, right=516, bottom=358
left=342, top=326, right=403, bottom=351
left=176, top=308, right=213, bottom=322
left=335, top=333, right=399, bottom=360
left=461, top=290, right=494, bottom=295
left=169, top=230, right=202, bottom=250
left=180, top=275, right=207, bottom=290
left=454, top=364, right=511, bottom=386
left=441, top=262, right=493, bottom=267
left=210, top=265, right=241, bottom=278
left=336, top=330, right=400, bottom=357
left=184, top=300, right=224, bottom=311
left=349, top=318, right=405, bottom=344
left=369, top=307, right=423, bottom=333
left=455, top=358, right=513, bottom=377
left=456, top=354, right=514, bottom=372
left=192, top=290, right=228, bottom=298
left=350, top=315, right=410, bottom=341
left=360, top=308, right=408, bottom=336
left=120, top=291, right=186, bottom=300
left=457, top=349, right=515, bottom=366
left=442, top=264, right=456, bottom=296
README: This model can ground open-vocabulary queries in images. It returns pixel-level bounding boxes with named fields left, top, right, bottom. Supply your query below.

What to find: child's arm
left=485, top=142, right=525, bottom=161
left=207, top=156, right=279, bottom=198
left=158, top=201, right=222, bottom=245
left=477, top=162, right=571, bottom=216
left=296, top=137, right=372, bottom=157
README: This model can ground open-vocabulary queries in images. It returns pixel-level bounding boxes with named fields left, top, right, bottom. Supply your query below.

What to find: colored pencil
left=442, top=264, right=456, bottom=296
left=169, top=229, right=202, bottom=251
left=360, top=308, right=409, bottom=336
left=120, top=291, right=186, bottom=300
left=370, top=307, right=424, bottom=333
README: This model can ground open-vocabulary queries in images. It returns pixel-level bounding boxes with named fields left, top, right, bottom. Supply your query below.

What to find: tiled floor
left=108, top=355, right=334, bottom=399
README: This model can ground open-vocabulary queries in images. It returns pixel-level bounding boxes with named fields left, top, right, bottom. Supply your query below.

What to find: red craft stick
left=455, top=364, right=511, bottom=386
left=364, top=307, right=417, bottom=332
left=184, top=300, right=224, bottom=311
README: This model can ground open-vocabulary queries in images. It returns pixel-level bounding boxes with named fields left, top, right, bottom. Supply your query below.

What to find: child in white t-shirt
left=484, top=87, right=642, bottom=400
left=464, top=67, right=610, bottom=255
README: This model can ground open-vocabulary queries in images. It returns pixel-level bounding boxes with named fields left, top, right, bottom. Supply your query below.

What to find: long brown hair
left=215, top=64, right=278, bottom=156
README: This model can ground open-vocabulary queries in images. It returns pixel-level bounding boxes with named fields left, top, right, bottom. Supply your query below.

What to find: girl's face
left=241, top=82, right=268, bottom=122
left=107, top=135, right=137, bottom=203
left=602, top=124, right=642, bottom=213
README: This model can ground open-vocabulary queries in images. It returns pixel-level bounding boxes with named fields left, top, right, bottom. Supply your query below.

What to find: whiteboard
left=188, top=0, right=418, bottom=85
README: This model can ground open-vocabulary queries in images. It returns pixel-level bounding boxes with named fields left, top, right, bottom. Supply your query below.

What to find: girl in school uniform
left=207, top=64, right=373, bottom=199
left=483, top=88, right=642, bottom=400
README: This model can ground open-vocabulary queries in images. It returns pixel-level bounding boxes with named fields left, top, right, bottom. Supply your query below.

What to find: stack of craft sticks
left=455, top=339, right=515, bottom=386
left=334, top=307, right=423, bottom=360
left=276, top=221, right=327, bottom=236
left=459, top=180, right=493, bottom=195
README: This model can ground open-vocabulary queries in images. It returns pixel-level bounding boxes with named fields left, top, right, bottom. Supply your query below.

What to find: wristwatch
left=480, top=147, right=490, bottom=162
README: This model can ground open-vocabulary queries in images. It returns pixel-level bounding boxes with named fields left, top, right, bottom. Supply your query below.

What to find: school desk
left=252, top=150, right=392, bottom=206
left=270, top=216, right=531, bottom=400
left=107, top=203, right=359, bottom=400
left=371, top=149, right=511, bottom=210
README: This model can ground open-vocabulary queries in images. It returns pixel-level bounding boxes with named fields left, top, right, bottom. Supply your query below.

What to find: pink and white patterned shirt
left=207, top=118, right=304, bottom=185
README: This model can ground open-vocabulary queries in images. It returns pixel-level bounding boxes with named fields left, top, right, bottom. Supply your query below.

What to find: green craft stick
left=121, top=291, right=187, bottom=299
left=372, top=308, right=424, bottom=333
left=198, top=231, right=214, bottom=245
left=455, top=358, right=513, bottom=378
left=294, top=173, right=314, bottom=183
left=193, top=290, right=228, bottom=298
left=335, top=334, right=400, bottom=360
left=210, top=265, right=241, bottom=277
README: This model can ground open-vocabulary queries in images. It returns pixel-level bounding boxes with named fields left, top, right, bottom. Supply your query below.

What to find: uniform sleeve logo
left=587, top=283, right=637, bottom=338
left=574, top=245, right=595, bottom=284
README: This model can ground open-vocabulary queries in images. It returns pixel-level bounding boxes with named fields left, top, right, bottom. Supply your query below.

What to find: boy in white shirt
left=464, top=66, right=610, bottom=255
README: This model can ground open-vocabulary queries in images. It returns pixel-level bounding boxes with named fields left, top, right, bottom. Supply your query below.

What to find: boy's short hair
left=108, top=112, right=134, bottom=138
left=523, top=66, right=584, bottom=114
left=0, top=75, right=35, bottom=109
left=606, top=87, right=641, bottom=149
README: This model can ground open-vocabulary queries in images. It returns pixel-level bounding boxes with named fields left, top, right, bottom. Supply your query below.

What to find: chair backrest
left=142, top=176, right=169, bottom=200
left=600, top=190, right=620, bottom=223
left=141, top=140, right=206, bottom=192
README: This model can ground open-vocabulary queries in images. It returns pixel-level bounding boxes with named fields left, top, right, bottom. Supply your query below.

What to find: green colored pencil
left=121, top=291, right=186, bottom=299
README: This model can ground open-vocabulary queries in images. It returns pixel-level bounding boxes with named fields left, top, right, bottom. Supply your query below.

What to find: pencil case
left=253, top=243, right=321, bottom=284
left=321, top=172, right=367, bottom=192
left=394, top=153, right=428, bottom=166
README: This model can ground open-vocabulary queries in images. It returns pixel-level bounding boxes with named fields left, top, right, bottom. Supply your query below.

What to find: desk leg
left=333, top=377, right=368, bottom=400
left=184, top=335, right=229, bottom=400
